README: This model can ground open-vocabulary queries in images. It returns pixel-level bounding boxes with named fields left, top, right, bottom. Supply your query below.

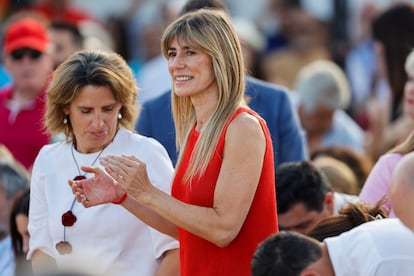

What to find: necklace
left=55, top=144, right=106, bottom=255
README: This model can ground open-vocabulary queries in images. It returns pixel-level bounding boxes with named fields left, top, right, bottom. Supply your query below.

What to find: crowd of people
left=1, top=0, right=414, bottom=275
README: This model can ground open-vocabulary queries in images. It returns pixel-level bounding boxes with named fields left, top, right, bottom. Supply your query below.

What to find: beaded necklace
left=55, top=144, right=106, bottom=255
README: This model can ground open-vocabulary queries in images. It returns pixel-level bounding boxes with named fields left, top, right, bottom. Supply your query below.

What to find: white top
left=326, top=218, right=414, bottom=276
left=333, top=192, right=358, bottom=215
left=28, top=129, right=178, bottom=276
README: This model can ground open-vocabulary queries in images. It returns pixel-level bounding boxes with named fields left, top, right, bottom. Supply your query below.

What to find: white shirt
left=326, top=218, right=414, bottom=276
left=28, top=129, right=178, bottom=276
left=333, top=192, right=359, bottom=214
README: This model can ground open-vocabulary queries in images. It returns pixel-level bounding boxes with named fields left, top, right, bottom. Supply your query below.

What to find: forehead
left=72, top=85, right=116, bottom=105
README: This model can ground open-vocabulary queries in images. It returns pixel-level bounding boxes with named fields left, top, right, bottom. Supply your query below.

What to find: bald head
left=390, top=152, right=414, bottom=231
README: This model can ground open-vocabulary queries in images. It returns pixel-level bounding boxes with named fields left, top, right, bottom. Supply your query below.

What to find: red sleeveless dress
left=171, top=107, right=278, bottom=276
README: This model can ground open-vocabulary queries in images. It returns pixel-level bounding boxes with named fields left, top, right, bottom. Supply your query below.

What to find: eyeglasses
left=10, top=48, right=42, bottom=61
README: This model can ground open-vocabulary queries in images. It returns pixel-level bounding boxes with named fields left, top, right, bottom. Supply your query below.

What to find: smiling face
left=167, top=37, right=217, bottom=99
left=64, top=85, right=122, bottom=153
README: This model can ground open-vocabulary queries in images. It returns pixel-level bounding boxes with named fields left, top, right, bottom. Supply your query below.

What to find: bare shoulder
left=226, top=112, right=264, bottom=139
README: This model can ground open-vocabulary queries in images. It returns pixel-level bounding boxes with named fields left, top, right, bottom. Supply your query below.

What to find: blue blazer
left=136, top=76, right=307, bottom=167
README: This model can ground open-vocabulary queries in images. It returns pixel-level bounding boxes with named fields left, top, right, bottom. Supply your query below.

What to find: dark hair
left=372, top=3, right=414, bottom=120
left=50, top=20, right=83, bottom=49
left=179, top=0, right=228, bottom=16
left=252, top=231, right=322, bottom=276
left=308, top=199, right=388, bottom=241
left=276, top=161, right=331, bottom=214
left=10, top=189, right=33, bottom=276
left=10, top=189, right=30, bottom=256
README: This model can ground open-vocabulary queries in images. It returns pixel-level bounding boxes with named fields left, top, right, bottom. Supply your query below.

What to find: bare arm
left=70, top=167, right=178, bottom=239
left=31, top=250, right=56, bottom=274
left=155, top=248, right=180, bottom=276
left=101, top=113, right=266, bottom=247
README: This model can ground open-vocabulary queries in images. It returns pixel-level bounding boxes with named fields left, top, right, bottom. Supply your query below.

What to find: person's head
left=403, top=48, right=414, bottom=118
left=295, top=60, right=350, bottom=137
left=10, top=189, right=30, bottom=256
left=179, top=0, right=228, bottom=15
left=44, top=49, right=138, bottom=152
left=252, top=231, right=328, bottom=276
left=49, top=20, right=83, bottom=69
left=276, top=160, right=334, bottom=234
left=2, top=13, right=53, bottom=94
left=312, top=156, right=358, bottom=195
left=0, top=160, right=30, bottom=235
left=310, top=146, right=373, bottom=193
left=161, top=9, right=245, bottom=179
left=180, top=0, right=264, bottom=78
left=308, top=200, right=388, bottom=241
left=390, top=151, right=414, bottom=231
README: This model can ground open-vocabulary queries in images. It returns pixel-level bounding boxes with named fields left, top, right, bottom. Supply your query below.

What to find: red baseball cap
left=3, top=18, right=50, bottom=53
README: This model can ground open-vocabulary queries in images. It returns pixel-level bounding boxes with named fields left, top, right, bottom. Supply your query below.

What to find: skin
left=278, top=193, right=334, bottom=234
left=63, top=85, right=122, bottom=153
left=71, top=37, right=267, bottom=248
left=403, top=71, right=414, bottom=118
left=33, top=84, right=179, bottom=275
left=298, top=104, right=334, bottom=155
left=50, top=28, right=80, bottom=69
left=390, top=152, right=414, bottom=231
left=16, top=214, right=30, bottom=253
left=3, top=49, right=53, bottom=103
left=300, top=242, right=335, bottom=276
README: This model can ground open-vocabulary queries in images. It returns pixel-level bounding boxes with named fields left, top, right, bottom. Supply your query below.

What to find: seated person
left=276, top=160, right=358, bottom=234
left=390, top=151, right=414, bottom=231
left=308, top=200, right=387, bottom=241
left=293, top=60, right=365, bottom=155
left=252, top=218, right=414, bottom=276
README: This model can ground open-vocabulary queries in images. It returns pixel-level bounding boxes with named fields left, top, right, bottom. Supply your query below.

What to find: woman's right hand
left=69, top=166, right=125, bottom=207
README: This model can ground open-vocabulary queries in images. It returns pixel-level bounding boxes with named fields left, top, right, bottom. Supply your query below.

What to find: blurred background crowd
left=2, top=0, right=414, bottom=275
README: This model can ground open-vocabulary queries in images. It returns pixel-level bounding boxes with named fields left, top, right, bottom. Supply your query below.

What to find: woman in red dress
left=71, top=9, right=278, bottom=276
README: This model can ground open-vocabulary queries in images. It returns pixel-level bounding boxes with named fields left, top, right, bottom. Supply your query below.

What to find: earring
left=63, top=116, right=68, bottom=124
left=118, top=113, right=122, bottom=120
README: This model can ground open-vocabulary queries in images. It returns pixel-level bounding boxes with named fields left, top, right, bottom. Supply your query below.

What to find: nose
left=91, top=113, right=104, bottom=128
left=169, top=55, right=185, bottom=70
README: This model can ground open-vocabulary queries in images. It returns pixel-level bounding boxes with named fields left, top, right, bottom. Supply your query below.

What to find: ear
left=323, top=192, right=334, bottom=215
left=300, top=268, right=320, bottom=276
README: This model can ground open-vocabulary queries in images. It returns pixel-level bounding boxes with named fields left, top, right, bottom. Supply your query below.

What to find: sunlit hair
left=295, top=60, right=351, bottom=114
left=44, top=49, right=138, bottom=143
left=161, top=9, right=246, bottom=181
left=308, top=199, right=388, bottom=241
left=390, top=129, right=414, bottom=154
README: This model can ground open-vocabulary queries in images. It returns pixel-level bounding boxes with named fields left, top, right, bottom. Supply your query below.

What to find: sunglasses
left=10, top=48, right=42, bottom=61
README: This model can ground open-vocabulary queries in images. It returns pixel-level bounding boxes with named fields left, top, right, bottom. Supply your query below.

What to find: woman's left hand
left=69, top=166, right=124, bottom=207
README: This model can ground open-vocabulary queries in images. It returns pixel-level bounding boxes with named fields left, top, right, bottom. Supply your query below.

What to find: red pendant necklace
left=55, top=144, right=106, bottom=255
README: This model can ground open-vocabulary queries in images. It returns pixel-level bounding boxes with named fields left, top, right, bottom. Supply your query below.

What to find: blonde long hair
left=161, top=9, right=246, bottom=181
